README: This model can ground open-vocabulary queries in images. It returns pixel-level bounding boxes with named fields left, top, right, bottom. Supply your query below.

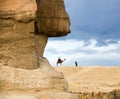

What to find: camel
left=57, top=58, right=66, bottom=66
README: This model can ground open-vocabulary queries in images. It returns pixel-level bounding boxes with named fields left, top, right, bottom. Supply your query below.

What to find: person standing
left=75, top=61, right=78, bottom=67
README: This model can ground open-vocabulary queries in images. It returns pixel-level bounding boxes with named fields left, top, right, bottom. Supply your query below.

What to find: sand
left=55, top=66, right=120, bottom=92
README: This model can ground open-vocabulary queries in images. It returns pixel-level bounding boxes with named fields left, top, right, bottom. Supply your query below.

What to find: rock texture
left=0, top=0, right=77, bottom=99
left=72, top=91, right=115, bottom=99
left=0, top=0, right=36, bottom=22
left=0, top=0, right=71, bottom=69
left=0, top=91, right=78, bottom=99
left=36, top=0, right=71, bottom=37
left=0, top=58, right=67, bottom=92
left=0, top=58, right=77, bottom=99
left=0, top=0, right=37, bottom=69
left=71, top=89, right=120, bottom=99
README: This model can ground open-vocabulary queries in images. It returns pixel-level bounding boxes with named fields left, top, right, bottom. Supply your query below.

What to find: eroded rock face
left=0, top=57, right=67, bottom=92
left=0, top=1, right=76, bottom=99
left=0, top=0, right=71, bottom=69
left=0, top=57, right=78, bottom=99
left=0, top=0, right=36, bottom=22
left=0, top=0, right=37, bottom=69
left=36, top=0, right=71, bottom=37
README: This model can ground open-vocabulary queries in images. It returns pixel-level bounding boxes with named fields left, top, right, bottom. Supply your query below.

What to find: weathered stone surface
left=0, top=0, right=37, bottom=69
left=0, top=58, right=67, bottom=91
left=0, top=0, right=37, bottom=22
left=37, top=91, right=78, bottom=99
left=0, top=0, right=71, bottom=69
left=72, top=91, right=115, bottom=99
left=0, top=58, right=78, bottom=99
left=0, top=91, right=78, bottom=99
left=71, top=89, right=120, bottom=99
left=0, top=21, right=38, bottom=69
left=34, top=34, right=48, bottom=57
left=0, top=93, right=37, bottom=99
left=36, top=0, right=71, bottom=37
left=0, top=0, right=76, bottom=98
left=114, top=89, right=120, bottom=99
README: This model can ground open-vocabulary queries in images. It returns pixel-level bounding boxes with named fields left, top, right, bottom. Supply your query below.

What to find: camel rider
left=58, top=57, right=62, bottom=63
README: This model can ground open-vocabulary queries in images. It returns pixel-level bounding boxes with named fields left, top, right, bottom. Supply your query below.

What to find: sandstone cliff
left=0, top=0, right=70, bottom=69
left=0, top=0, right=37, bottom=69
left=0, top=0, right=77, bottom=99
left=36, top=0, right=71, bottom=37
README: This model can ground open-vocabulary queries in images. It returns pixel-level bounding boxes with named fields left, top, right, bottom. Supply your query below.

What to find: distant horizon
left=44, top=0, right=120, bottom=66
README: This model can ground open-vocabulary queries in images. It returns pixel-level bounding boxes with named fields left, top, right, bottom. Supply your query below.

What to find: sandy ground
left=55, top=66, right=120, bottom=92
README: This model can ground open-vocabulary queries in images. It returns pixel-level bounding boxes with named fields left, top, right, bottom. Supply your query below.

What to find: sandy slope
left=55, top=66, right=120, bottom=92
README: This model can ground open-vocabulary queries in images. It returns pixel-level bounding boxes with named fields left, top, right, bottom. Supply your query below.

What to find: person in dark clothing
left=75, top=61, right=78, bottom=67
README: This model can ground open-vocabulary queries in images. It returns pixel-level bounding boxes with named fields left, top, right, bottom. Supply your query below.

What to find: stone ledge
left=0, top=58, right=68, bottom=92
left=0, top=91, right=78, bottom=99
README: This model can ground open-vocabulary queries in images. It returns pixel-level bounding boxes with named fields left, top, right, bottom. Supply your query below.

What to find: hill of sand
left=55, top=66, right=120, bottom=93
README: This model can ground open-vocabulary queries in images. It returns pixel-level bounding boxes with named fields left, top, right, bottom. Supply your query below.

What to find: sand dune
left=55, top=66, right=120, bottom=92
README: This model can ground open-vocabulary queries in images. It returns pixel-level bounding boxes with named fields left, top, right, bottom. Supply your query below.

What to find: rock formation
left=0, top=0, right=37, bottom=69
left=0, top=0, right=70, bottom=69
left=36, top=0, right=70, bottom=37
left=0, top=0, right=77, bottom=99
left=70, top=88, right=120, bottom=99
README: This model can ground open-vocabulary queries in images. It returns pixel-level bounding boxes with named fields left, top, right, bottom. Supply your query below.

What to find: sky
left=44, top=0, right=120, bottom=66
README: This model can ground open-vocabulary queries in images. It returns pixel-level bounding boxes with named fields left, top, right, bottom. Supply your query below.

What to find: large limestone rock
left=34, top=0, right=71, bottom=56
left=0, top=0, right=71, bottom=69
left=0, top=58, right=67, bottom=91
left=36, top=0, right=71, bottom=37
left=0, top=0, right=37, bottom=69
left=0, top=0, right=77, bottom=99
left=0, top=21, right=38, bottom=69
left=0, top=0, right=36, bottom=22
left=0, top=58, right=77, bottom=99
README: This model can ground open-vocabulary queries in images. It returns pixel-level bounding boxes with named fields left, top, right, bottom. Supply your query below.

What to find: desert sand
left=55, top=66, right=120, bottom=93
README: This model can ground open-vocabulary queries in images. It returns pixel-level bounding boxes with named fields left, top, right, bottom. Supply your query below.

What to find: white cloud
left=44, top=39, right=120, bottom=66
left=85, top=39, right=119, bottom=52
left=45, top=39, right=84, bottom=53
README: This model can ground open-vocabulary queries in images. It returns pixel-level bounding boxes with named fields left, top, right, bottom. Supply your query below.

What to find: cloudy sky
left=44, top=0, right=120, bottom=66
